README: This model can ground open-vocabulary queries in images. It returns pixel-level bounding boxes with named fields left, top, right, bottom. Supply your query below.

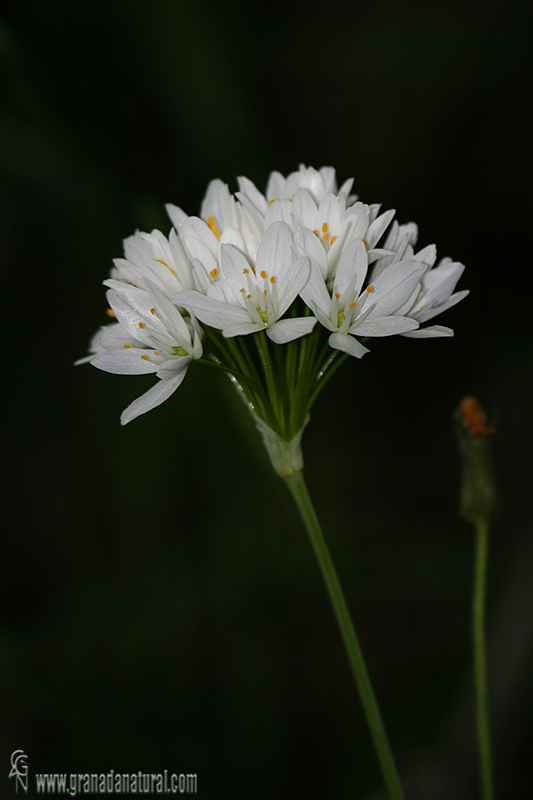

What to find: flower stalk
left=283, top=469, right=404, bottom=800
left=456, top=396, right=497, bottom=800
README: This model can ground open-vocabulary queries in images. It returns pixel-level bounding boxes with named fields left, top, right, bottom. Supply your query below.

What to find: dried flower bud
left=455, top=396, right=497, bottom=523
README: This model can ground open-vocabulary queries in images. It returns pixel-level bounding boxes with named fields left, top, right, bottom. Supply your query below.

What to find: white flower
left=399, top=257, right=469, bottom=337
left=79, top=164, right=468, bottom=425
left=88, top=281, right=202, bottom=424
left=109, top=228, right=195, bottom=300
left=175, top=222, right=316, bottom=344
left=300, top=238, right=424, bottom=357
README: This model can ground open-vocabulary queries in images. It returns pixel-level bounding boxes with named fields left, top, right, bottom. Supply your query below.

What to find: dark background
left=1, top=1, right=532, bottom=798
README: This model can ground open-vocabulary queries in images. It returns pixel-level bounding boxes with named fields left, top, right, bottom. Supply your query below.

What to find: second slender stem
left=473, top=517, right=495, bottom=800
left=284, top=470, right=404, bottom=800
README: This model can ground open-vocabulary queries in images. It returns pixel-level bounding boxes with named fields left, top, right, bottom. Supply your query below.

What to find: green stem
left=473, top=517, right=495, bottom=800
left=284, top=470, right=404, bottom=800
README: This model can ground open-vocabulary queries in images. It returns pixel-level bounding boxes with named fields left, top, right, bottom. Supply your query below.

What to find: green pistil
left=172, top=346, right=188, bottom=356
left=337, top=310, right=346, bottom=328
left=258, top=309, right=269, bottom=324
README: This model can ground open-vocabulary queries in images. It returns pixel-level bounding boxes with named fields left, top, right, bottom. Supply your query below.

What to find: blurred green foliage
left=1, top=1, right=532, bottom=797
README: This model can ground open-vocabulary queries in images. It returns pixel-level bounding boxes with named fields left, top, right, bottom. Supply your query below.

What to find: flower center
left=313, top=222, right=338, bottom=252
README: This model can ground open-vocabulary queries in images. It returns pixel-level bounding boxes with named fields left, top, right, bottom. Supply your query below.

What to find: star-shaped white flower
left=300, top=238, right=423, bottom=357
left=175, top=222, right=316, bottom=344
left=400, top=257, right=469, bottom=337
left=87, top=281, right=202, bottom=424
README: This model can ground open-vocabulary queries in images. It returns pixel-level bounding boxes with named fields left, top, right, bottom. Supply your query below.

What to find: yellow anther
left=210, top=268, right=219, bottom=278
left=313, top=229, right=319, bottom=237
left=330, top=235, right=337, bottom=245
left=141, top=355, right=149, bottom=360
left=240, top=287, right=246, bottom=293
left=270, top=276, right=276, bottom=284
left=421, top=304, right=427, bottom=310
left=106, top=308, right=116, bottom=318
left=269, top=199, right=275, bottom=205
left=363, top=239, right=367, bottom=246
left=334, top=292, right=340, bottom=299
left=366, top=285, right=374, bottom=293
left=207, top=215, right=221, bottom=239
left=139, top=322, right=145, bottom=328
left=322, top=222, right=329, bottom=233
left=154, top=350, right=160, bottom=355
left=124, top=344, right=132, bottom=349
left=263, top=289, right=267, bottom=297
left=150, top=308, right=155, bottom=314
left=260, top=270, right=267, bottom=279
left=349, top=301, right=357, bottom=308
left=323, top=232, right=330, bottom=241
left=243, top=268, right=249, bottom=274
left=246, top=294, right=251, bottom=299
left=156, top=259, right=168, bottom=266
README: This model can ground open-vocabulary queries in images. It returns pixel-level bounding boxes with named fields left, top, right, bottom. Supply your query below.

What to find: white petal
left=277, top=256, right=311, bottom=317
left=352, top=316, right=419, bottom=337
left=220, top=244, right=252, bottom=282
left=415, top=289, right=470, bottom=323
left=334, top=238, right=368, bottom=299
left=294, top=228, right=328, bottom=278
left=104, top=288, right=164, bottom=346
left=237, top=176, right=269, bottom=216
left=120, top=371, right=188, bottom=425
left=181, top=236, right=220, bottom=280
left=255, top=222, right=293, bottom=278
left=156, top=356, right=191, bottom=379
left=175, top=289, right=249, bottom=329
left=264, top=199, right=293, bottom=228
left=291, top=189, right=318, bottom=229
left=300, top=261, right=334, bottom=322
left=366, top=208, right=395, bottom=248
left=267, top=316, right=317, bottom=344
left=166, top=203, right=188, bottom=229
left=223, top=321, right=264, bottom=337
left=91, top=349, right=158, bottom=375
left=370, top=262, right=427, bottom=317
left=402, top=325, right=454, bottom=338
left=329, top=331, right=370, bottom=358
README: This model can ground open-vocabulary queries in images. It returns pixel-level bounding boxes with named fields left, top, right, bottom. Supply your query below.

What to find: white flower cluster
left=79, top=165, right=468, bottom=423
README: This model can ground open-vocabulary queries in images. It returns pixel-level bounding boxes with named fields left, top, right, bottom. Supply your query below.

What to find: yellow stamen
left=206, top=215, right=221, bottom=239
left=323, top=232, right=330, bottom=241
left=150, top=308, right=155, bottom=314
left=330, top=235, right=337, bottom=245
left=270, top=276, right=276, bottom=284
left=322, top=222, right=329, bottom=233
left=154, top=351, right=160, bottom=356
left=141, top=355, right=149, bottom=360
left=334, top=292, right=340, bottom=299
left=349, top=301, right=357, bottom=308
left=243, top=268, right=249, bottom=274
left=366, top=285, right=374, bottom=293
left=263, top=289, right=267, bottom=297
left=260, top=270, right=267, bottom=279
left=106, top=308, right=116, bottom=318
left=269, top=199, right=275, bottom=205
left=313, top=229, right=319, bottom=237
left=124, top=344, right=132, bottom=349
left=139, top=322, right=146, bottom=328
left=210, top=268, right=219, bottom=278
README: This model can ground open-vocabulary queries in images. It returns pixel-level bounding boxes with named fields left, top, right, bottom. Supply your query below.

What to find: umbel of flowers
left=78, top=165, right=468, bottom=469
